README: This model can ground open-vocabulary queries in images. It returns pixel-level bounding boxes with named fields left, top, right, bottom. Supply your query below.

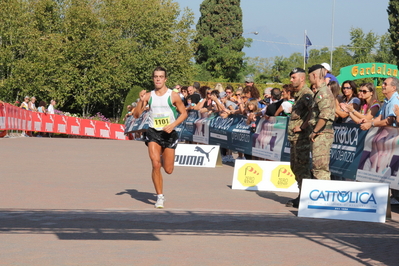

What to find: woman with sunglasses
left=180, top=86, right=189, bottom=107
left=237, top=86, right=254, bottom=115
left=346, top=83, right=380, bottom=124
left=231, top=88, right=243, bottom=103
left=193, top=87, right=217, bottom=112
left=336, top=80, right=360, bottom=123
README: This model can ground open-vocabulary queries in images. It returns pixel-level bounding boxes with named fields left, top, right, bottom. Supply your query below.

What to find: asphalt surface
left=1, top=137, right=399, bottom=265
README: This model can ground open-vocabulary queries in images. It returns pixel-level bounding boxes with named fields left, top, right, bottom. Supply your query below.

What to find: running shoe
left=155, top=195, right=165, bottom=209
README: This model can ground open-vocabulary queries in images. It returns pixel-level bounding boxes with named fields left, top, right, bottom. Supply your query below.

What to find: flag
left=305, top=35, right=312, bottom=63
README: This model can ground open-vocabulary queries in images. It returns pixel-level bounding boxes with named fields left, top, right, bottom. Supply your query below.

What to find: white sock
left=157, top=194, right=164, bottom=198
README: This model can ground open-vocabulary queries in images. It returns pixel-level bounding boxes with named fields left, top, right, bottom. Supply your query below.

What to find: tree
left=244, top=57, right=274, bottom=84
left=330, top=47, right=355, bottom=76
left=0, top=0, right=33, bottom=102
left=0, top=0, right=195, bottom=119
left=388, top=0, right=399, bottom=66
left=375, top=33, right=396, bottom=64
left=194, top=0, right=248, bottom=81
left=348, top=27, right=379, bottom=63
left=270, top=56, right=289, bottom=83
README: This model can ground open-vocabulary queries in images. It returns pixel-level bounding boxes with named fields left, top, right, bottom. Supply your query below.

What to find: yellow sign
left=154, top=116, right=170, bottom=128
left=153, top=112, right=170, bottom=130
left=351, top=64, right=398, bottom=78
left=271, top=165, right=296, bottom=189
left=237, top=163, right=263, bottom=187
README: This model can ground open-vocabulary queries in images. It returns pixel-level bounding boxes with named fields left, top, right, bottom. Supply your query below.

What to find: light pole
left=244, top=31, right=259, bottom=36
left=330, top=0, right=336, bottom=69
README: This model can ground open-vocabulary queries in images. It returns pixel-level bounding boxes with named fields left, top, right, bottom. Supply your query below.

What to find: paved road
left=1, top=137, right=399, bottom=265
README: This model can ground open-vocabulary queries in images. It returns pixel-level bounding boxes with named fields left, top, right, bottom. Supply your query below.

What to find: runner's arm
left=133, top=90, right=150, bottom=119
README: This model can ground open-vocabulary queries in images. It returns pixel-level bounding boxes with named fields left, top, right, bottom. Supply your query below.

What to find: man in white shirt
left=48, top=100, right=56, bottom=114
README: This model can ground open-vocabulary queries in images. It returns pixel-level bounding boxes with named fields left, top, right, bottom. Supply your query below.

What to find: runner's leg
left=148, top=142, right=163, bottom=194
left=162, top=147, right=175, bottom=175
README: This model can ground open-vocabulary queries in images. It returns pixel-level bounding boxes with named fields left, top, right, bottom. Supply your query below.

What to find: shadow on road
left=226, top=186, right=294, bottom=205
left=0, top=208, right=399, bottom=265
left=255, top=191, right=294, bottom=205
left=116, top=189, right=155, bottom=206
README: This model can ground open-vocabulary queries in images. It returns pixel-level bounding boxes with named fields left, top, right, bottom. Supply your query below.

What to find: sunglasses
left=359, top=90, right=370, bottom=94
left=236, top=93, right=241, bottom=96
left=343, top=87, right=352, bottom=90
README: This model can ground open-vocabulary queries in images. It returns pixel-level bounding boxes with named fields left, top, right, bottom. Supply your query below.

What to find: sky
left=175, top=0, right=390, bottom=60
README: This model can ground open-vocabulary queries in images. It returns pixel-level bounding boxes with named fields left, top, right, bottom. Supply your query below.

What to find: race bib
left=153, top=112, right=170, bottom=130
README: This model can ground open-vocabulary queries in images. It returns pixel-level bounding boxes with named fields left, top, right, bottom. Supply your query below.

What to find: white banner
left=232, top=160, right=299, bottom=192
left=174, top=144, right=221, bottom=168
left=298, top=179, right=389, bottom=223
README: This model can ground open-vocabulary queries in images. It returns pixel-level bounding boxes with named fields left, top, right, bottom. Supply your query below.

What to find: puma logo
left=194, top=146, right=215, bottom=162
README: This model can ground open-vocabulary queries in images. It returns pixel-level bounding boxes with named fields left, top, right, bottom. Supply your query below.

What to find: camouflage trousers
left=311, top=132, right=334, bottom=180
left=290, top=137, right=312, bottom=189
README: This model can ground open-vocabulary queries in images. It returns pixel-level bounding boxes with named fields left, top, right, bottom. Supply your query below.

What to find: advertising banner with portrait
left=192, top=111, right=212, bottom=144
left=227, top=114, right=254, bottom=155
left=124, top=115, right=136, bottom=134
left=251, top=116, right=289, bottom=161
left=130, top=110, right=150, bottom=132
left=329, top=123, right=368, bottom=180
left=356, top=126, right=399, bottom=189
left=180, top=110, right=200, bottom=141
left=280, top=134, right=292, bottom=162
left=208, top=114, right=253, bottom=155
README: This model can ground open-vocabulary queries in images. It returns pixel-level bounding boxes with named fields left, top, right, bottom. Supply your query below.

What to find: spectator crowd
left=18, top=96, right=56, bottom=137
left=124, top=62, right=399, bottom=205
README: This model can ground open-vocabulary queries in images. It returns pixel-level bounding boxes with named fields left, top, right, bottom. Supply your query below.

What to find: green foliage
left=119, top=85, right=143, bottom=123
left=0, top=0, right=195, bottom=119
left=375, top=33, right=397, bottom=64
left=194, top=0, right=247, bottom=82
left=388, top=0, right=399, bottom=67
left=192, top=64, right=217, bottom=83
left=242, top=57, right=273, bottom=84
left=348, top=27, right=379, bottom=63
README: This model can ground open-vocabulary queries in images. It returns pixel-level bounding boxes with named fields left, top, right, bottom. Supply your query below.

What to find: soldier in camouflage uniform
left=286, top=68, right=314, bottom=208
left=308, top=64, right=336, bottom=180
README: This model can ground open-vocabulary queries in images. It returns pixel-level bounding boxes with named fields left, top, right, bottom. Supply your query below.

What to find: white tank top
left=148, top=89, right=178, bottom=131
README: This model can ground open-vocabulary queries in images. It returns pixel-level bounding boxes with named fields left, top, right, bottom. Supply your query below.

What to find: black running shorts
left=144, top=127, right=179, bottom=149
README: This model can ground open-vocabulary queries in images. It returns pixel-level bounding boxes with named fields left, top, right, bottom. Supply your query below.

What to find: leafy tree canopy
left=194, top=0, right=248, bottom=82
left=0, top=0, right=195, bottom=118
